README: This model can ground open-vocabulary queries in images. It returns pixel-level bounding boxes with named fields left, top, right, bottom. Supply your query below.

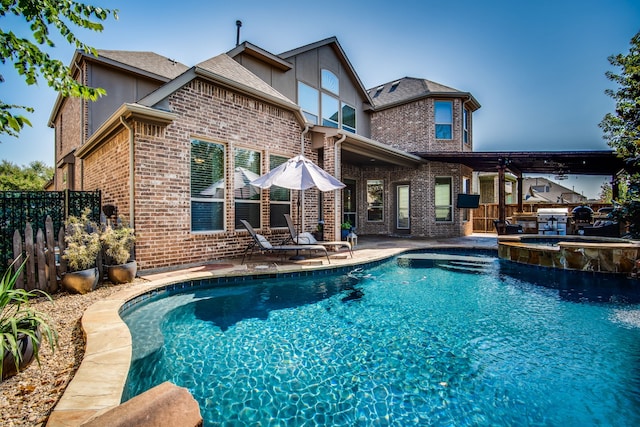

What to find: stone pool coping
left=47, top=236, right=498, bottom=426
left=497, top=234, right=640, bottom=273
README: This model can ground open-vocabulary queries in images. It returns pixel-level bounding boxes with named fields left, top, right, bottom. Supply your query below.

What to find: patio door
left=343, top=179, right=357, bottom=229
left=396, top=184, right=410, bottom=233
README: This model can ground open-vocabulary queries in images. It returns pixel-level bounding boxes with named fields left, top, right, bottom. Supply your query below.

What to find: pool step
left=438, top=262, right=493, bottom=274
left=397, top=253, right=495, bottom=274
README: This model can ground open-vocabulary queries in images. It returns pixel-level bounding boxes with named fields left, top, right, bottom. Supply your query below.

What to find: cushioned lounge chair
left=240, top=219, right=330, bottom=264
left=493, top=219, right=523, bottom=235
left=284, top=214, right=353, bottom=257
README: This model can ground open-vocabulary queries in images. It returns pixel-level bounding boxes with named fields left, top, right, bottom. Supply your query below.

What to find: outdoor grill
left=537, top=208, right=569, bottom=235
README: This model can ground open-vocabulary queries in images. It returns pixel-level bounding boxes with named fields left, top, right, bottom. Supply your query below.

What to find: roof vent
left=373, top=85, right=384, bottom=98
left=389, top=80, right=400, bottom=92
left=236, top=20, right=242, bottom=46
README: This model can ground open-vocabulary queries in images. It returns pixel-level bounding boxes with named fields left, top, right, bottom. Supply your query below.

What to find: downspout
left=119, top=117, right=135, bottom=229
left=333, top=132, right=347, bottom=241
left=300, top=125, right=309, bottom=154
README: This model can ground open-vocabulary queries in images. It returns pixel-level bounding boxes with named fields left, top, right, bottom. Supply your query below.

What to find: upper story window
left=322, top=93, right=339, bottom=128
left=191, top=139, right=225, bottom=232
left=298, top=71, right=355, bottom=132
left=342, top=104, right=356, bottom=133
left=463, top=107, right=469, bottom=144
left=435, top=101, right=453, bottom=139
left=298, top=82, right=319, bottom=124
left=321, top=69, right=339, bottom=94
left=532, top=185, right=550, bottom=193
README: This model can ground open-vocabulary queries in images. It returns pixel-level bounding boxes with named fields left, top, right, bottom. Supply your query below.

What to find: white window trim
left=435, top=176, right=453, bottom=223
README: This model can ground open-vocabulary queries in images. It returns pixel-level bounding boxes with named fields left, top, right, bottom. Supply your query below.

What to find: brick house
left=48, top=37, right=481, bottom=271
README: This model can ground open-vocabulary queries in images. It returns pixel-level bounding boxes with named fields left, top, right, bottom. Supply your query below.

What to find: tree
left=599, top=31, right=640, bottom=238
left=0, top=160, right=53, bottom=190
left=0, top=1, right=118, bottom=139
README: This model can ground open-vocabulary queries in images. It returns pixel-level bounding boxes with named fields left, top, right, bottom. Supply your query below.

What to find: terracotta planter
left=2, top=330, right=38, bottom=381
left=106, top=261, right=137, bottom=284
left=61, top=267, right=99, bottom=294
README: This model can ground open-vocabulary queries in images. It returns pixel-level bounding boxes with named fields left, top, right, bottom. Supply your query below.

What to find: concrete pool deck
left=47, top=234, right=498, bottom=426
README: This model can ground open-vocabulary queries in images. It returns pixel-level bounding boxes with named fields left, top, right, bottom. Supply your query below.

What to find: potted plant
left=313, top=220, right=324, bottom=241
left=341, top=221, right=352, bottom=240
left=101, top=222, right=137, bottom=284
left=1, top=259, right=57, bottom=381
left=61, top=209, right=101, bottom=294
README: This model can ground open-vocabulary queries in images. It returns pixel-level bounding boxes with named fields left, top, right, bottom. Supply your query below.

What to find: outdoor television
left=456, top=194, right=480, bottom=209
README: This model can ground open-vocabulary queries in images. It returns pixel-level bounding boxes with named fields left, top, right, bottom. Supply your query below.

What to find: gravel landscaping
left=0, top=279, right=143, bottom=426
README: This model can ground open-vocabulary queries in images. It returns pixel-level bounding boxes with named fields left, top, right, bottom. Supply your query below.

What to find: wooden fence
left=471, top=203, right=610, bottom=233
left=9, top=216, right=71, bottom=293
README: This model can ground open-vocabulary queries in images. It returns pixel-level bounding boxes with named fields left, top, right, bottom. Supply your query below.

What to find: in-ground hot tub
left=498, top=234, right=640, bottom=274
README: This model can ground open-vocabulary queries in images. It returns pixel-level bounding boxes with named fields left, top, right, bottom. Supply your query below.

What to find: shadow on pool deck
left=46, top=233, right=498, bottom=426
left=139, top=233, right=499, bottom=281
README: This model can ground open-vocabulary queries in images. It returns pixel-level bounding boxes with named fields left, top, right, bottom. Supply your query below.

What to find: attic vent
left=373, top=85, right=384, bottom=98
left=389, top=80, right=400, bottom=92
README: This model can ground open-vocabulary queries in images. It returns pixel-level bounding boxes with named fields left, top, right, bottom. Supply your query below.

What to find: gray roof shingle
left=96, top=50, right=189, bottom=80
left=368, top=77, right=470, bottom=109
left=196, top=54, right=294, bottom=105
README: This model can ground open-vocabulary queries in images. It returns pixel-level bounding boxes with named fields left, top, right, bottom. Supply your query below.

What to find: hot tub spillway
left=397, top=253, right=495, bottom=274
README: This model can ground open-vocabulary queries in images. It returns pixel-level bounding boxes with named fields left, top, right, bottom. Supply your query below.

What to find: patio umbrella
left=250, top=154, right=345, bottom=192
left=250, top=154, right=345, bottom=236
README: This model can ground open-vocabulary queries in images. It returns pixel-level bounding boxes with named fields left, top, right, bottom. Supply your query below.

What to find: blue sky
left=1, top=0, right=638, bottom=198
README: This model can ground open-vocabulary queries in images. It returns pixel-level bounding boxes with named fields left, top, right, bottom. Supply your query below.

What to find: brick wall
left=92, top=78, right=309, bottom=271
left=83, top=129, right=131, bottom=218
left=341, top=161, right=473, bottom=238
left=54, top=96, right=83, bottom=190
left=370, top=98, right=472, bottom=153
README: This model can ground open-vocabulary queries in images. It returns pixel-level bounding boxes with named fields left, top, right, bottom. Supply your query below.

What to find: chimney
left=236, top=20, right=242, bottom=46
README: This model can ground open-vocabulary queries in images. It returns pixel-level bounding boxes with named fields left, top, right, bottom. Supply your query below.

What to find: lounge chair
left=284, top=214, right=353, bottom=257
left=239, top=219, right=330, bottom=264
left=493, top=219, right=523, bottom=235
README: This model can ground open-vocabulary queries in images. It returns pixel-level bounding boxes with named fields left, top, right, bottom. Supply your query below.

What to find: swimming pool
left=121, top=251, right=640, bottom=426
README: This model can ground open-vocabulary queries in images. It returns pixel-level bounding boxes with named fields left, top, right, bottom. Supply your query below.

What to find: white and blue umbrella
left=250, top=155, right=345, bottom=192
left=251, top=154, right=345, bottom=236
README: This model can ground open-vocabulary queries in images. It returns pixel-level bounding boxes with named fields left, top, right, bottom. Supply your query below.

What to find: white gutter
left=119, top=117, right=135, bottom=229
left=333, top=132, right=347, bottom=241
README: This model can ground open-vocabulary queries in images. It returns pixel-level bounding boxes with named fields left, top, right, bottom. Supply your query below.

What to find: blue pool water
left=122, top=253, right=640, bottom=426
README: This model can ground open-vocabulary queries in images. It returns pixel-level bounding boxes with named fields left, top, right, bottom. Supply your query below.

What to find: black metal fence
left=0, top=190, right=101, bottom=269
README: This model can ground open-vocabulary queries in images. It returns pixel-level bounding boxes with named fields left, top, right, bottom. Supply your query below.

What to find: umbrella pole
left=290, top=190, right=305, bottom=260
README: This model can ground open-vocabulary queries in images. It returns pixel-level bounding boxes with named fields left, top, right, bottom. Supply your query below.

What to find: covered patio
left=416, top=150, right=628, bottom=225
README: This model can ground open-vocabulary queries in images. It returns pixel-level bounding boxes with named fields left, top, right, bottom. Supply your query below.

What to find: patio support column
left=323, top=135, right=340, bottom=241
left=497, top=160, right=506, bottom=224
left=517, top=175, right=524, bottom=213
left=612, top=177, right=620, bottom=201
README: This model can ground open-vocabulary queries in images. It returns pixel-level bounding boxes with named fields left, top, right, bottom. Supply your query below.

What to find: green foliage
left=0, top=0, right=118, bottom=140
left=101, top=223, right=136, bottom=265
left=62, top=208, right=100, bottom=271
left=1, top=258, right=57, bottom=380
left=341, top=221, right=352, bottom=230
left=600, top=31, right=640, bottom=238
left=0, top=160, right=53, bottom=190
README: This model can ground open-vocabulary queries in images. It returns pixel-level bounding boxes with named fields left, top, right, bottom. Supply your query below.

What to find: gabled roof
left=94, top=50, right=189, bottom=80
left=48, top=50, right=189, bottom=127
left=369, top=77, right=481, bottom=111
left=194, top=54, right=294, bottom=105
left=522, top=177, right=585, bottom=203
left=226, top=42, right=293, bottom=71
left=138, top=54, right=302, bottom=122
left=278, top=37, right=374, bottom=107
